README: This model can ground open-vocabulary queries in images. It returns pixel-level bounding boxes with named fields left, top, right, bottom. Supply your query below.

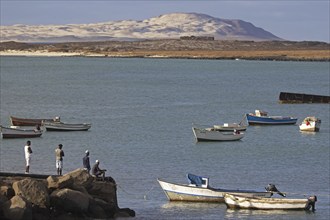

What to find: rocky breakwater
left=0, top=169, right=135, bottom=220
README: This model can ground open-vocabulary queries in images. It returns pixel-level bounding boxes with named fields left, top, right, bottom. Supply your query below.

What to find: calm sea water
left=0, top=57, right=329, bottom=219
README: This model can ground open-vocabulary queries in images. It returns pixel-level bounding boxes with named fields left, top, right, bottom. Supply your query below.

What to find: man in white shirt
left=24, top=140, right=33, bottom=174
left=55, top=144, right=65, bottom=175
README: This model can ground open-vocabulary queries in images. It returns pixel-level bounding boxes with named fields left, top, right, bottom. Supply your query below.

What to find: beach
left=1, top=40, right=329, bottom=61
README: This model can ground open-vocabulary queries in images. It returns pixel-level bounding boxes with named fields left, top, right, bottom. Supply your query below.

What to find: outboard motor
left=265, top=184, right=286, bottom=197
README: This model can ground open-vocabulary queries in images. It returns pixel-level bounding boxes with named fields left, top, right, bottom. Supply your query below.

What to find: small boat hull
left=224, top=194, right=315, bottom=210
left=10, top=116, right=55, bottom=126
left=1, top=126, right=43, bottom=138
left=192, top=127, right=244, bottom=142
left=299, top=117, right=321, bottom=132
left=158, top=179, right=272, bottom=203
left=43, top=122, right=91, bottom=131
left=213, top=123, right=247, bottom=132
left=246, top=114, right=297, bottom=125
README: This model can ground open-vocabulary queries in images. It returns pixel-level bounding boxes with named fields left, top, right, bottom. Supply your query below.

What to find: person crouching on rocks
left=92, top=160, right=106, bottom=180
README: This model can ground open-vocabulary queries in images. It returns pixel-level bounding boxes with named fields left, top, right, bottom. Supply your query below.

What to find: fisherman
left=92, top=160, right=106, bottom=180
left=83, top=150, right=91, bottom=173
left=24, top=140, right=33, bottom=174
left=55, top=144, right=65, bottom=175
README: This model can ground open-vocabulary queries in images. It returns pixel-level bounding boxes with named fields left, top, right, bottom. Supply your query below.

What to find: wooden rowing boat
left=224, top=194, right=317, bottom=211
left=10, top=116, right=59, bottom=126
left=0, top=126, right=43, bottom=138
left=192, top=126, right=244, bottom=142
left=43, top=121, right=91, bottom=131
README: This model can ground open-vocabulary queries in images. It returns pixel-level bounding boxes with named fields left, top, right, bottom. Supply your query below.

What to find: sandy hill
left=0, top=12, right=282, bottom=43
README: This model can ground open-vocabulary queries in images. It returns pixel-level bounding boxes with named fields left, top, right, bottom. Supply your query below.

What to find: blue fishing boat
left=246, top=110, right=298, bottom=125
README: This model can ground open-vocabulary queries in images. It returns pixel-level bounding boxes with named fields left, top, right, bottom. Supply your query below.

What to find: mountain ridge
left=0, top=12, right=282, bottom=43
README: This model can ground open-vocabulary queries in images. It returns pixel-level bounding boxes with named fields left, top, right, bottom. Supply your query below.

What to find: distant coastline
left=1, top=40, right=329, bottom=61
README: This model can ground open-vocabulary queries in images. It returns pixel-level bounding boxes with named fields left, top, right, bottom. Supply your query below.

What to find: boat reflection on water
left=161, top=201, right=225, bottom=210
left=300, top=131, right=317, bottom=138
left=161, top=202, right=225, bottom=219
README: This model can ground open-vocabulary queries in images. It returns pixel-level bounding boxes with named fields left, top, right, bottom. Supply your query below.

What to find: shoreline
left=1, top=40, right=329, bottom=61
left=1, top=50, right=329, bottom=62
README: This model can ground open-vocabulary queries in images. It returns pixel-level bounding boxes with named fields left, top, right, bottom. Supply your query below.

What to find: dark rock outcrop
left=13, top=178, right=50, bottom=208
left=0, top=169, right=135, bottom=220
left=2, top=195, right=33, bottom=220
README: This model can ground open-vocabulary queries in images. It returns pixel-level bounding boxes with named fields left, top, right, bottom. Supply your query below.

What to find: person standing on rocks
left=55, top=144, right=65, bottom=175
left=83, top=150, right=91, bottom=173
left=24, top=140, right=33, bottom=174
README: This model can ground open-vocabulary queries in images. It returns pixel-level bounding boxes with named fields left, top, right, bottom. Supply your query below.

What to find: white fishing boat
left=192, top=126, right=244, bottom=142
left=299, top=116, right=321, bottom=132
left=224, top=194, right=317, bottom=211
left=157, top=174, right=274, bottom=203
left=213, top=123, right=247, bottom=132
left=0, top=125, right=43, bottom=138
left=43, top=121, right=91, bottom=131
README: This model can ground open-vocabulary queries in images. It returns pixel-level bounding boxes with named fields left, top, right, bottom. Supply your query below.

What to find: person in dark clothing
left=92, top=160, right=106, bottom=180
left=83, top=150, right=91, bottom=173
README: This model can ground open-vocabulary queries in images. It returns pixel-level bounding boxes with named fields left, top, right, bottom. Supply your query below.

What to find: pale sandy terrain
left=1, top=40, right=329, bottom=61
left=0, top=50, right=81, bottom=57
left=0, top=13, right=281, bottom=43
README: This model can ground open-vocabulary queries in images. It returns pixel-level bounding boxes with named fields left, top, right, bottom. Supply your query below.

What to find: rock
left=0, top=171, right=134, bottom=219
left=87, top=180, right=117, bottom=206
left=66, top=168, right=94, bottom=188
left=70, top=183, right=90, bottom=196
left=94, top=197, right=118, bottom=217
left=0, top=194, right=8, bottom=205
left=2, top=195, right=33, bottom=220
left=47, top=169, right=93, bottom=191
left=50, top=188, right=90, bottom=213
left=12, top=178, right=50, bottom=208
left=114, top=208, right=136, bottom=218
left=51, top=212, right=81, bottom=220
left=88, top=198, right=108, bottom=219
left=47, top=174, right=73, bottom=190
left=1, top=185, right=15, bottom=200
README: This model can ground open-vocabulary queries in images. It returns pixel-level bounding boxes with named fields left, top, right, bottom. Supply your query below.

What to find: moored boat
left=213, top=123, right=247, bottom=132
left=0, top=125, right=43, bottom=138
left=192, top=126, right=244, bottom=142
left=224, top=194, right=317, bottom=211
left=10, top=116, right=59, bottom=126
left=299, top=116, right=321, bottom=132
left=158, top=174, right=274, bottom=203
left=43, top=121, right=91, bottom=131
left=246, top=110, right=297, bottom=125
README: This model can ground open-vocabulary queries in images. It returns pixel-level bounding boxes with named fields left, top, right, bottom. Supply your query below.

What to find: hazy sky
left=1, top=0, right=329, bottom=42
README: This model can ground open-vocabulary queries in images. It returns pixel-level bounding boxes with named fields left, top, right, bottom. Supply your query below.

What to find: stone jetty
left=0, top=169, right=135, bottom=220
left=279, top=92, right=330, bottom=104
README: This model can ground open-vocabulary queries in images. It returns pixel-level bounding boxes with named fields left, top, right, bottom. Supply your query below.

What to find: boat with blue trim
left=246, top=110, right=297, bottom=125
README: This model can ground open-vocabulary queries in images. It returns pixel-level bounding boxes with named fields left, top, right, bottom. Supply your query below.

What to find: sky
left=0, top=0, right=329, bottom=42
